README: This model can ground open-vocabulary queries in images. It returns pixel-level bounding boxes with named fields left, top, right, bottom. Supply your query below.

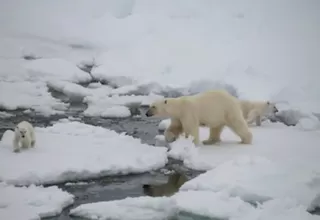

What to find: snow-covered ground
left=0, top=0, right=319, bottom=119
left=1, top=0, right=320, bottom=219
left=70, top=191, right=320, bottom=220
left=0, top=120, right=168, bottom=185
left=70, top=120, right=320, bottom=220
left=0, top=182, right=74, bottom=220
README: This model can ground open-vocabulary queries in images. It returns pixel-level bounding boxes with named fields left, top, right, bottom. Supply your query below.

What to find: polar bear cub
left=13, top=121, right=36, bottom=153
left=240, top=100, right=278, bottom=126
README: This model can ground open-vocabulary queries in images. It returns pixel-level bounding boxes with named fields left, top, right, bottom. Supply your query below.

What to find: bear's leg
left=246, top=110, right=259, bottom=125
left=30, top=130, right=36, bottom=147
left=228, top=118, right=252, bottom=144
left=203, top=125, right=224, bottom=145
left=255, top=115, right=262, bottom=126
left=182, top=125, right=199, bottom=145
left=13, top=136, right=20, bottom=153
left=164, top=129, right=178, bottom=143
left=164, top=119, right=183, bottom=143
left=180, top=117, right=200, bottom=145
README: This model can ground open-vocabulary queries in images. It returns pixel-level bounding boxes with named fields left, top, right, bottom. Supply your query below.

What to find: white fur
left=239, top=100, right=278, bottom=126
left=148, top=90, right=252, bottom=145
left=13, top=121, right=36, bottom=153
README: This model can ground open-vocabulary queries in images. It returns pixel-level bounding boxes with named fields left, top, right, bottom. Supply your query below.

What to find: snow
left=1, top=0, right=320, bottom=219
left=296, top=116, right=320, bottom=131
left=24, top=58, right=91, bottom=83
left=70, top=196, right=178, bottom=220
left=69, top=190, right=320, bottom=220
left=231, top=198, right=320, bottom=220
left=158, top=119, right=171, bottom=131
left=0, top=111, right=13, bottom=118
left=83, top=93, right=163, bottom=117
left=0, top=182, right=74, bottom=220
left=84, top=105, right=131, bottom=118
left=180, top=155, right=320, bottom=210
left=164, top=121, right=320, bottom=171
left=70, top=192, right=254, bottom=220
left=0, top=81, right=68, bottom=115
left=0, top=120, right=168, bottom=185
left=156, top=120, right=320, bottom=212
left=174, top=190, right=254, bottom=219
left=0, top=0, right=319, bottom=117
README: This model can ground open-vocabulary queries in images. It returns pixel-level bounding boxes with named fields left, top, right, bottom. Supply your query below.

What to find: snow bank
left=0, top=182, right=74, bottom=220
left=70, top=191, right=253, bottom=220
left=1, top=0, right=320, bottom=115
left=0, top=120, right=168, bottom=185
left=174, top=190, right=254, bottom=219
left=24, top=58, right=91, bottom=83
left=0, top=81, right=68, bottom=115
left=83, top=93, right=163, bottom=117
left=231, top=198, right=320, bottom=220
left=180, top=156, right=320, bottom=210
left=69, top=190, right=319, bottom=220
left=155, top=119, right=320, bottom=210
left=163, top=121, right=320, bottom=171
left=84, top=105, right=131, bottom=118
left=70, top=196, right=178, bottom=220
left=0, top=111, right=13, bottom=118
left=158, top=119, right=171, bottom=131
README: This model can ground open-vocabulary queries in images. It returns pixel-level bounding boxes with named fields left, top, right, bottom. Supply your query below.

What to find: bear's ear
left=164, top=100, right=167, bottom=104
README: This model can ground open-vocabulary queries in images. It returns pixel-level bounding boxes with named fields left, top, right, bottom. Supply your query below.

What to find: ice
left=69, top=191, right=320, bottom=220
left=70, top=191, right=255, bottom=220
left=1, top=0, right=320, bottom=117
left=47, top=80, right=113, bottom=101
left=0, top=81, right=68, bottom=115
left=84, top=105, right=131, bottom=118
left=1, top=0, right=320, bottom=219
left=64, top=181, right=90, bottom=186
left=0, top=111, right=13, bottom=118
left=164, top=121, right=320, bottom=170
left=70, top=196, right=178, bottom=220
left=24, top=58, right=91, bottom=83
left=180, top=155, right=320, bottom=210
left=47, top=80, right=164, bottom=117
left=158, top=119, right=320, bottom=210
left=158, top=119, right=171, bottom=131
left=297, top=116, right=320, bottom=131
left=0, top=120, right=168, bottom=185
left=83, top=93, right=163, bottom=117
left=0, top=182, right=74, bottom=220
left=174, top=190, right=255, bottom=219
left=231, top=198, right=320, bottom=220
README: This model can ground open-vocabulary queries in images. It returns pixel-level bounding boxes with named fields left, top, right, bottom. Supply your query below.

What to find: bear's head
left=15, top=126, right=28, bottom=139
left=266, top=101, right=279, bottom=115
left=145, top=98, right=177, bottom=117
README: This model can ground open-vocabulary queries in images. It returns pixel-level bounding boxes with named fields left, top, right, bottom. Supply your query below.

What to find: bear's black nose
left=142, top=184, right=150, bottom=189
left=145, top=110, right=152, bottom=117
left=21, top=135, right=25, bottom=138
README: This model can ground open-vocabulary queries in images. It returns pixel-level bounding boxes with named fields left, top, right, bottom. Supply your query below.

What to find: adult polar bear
left=146, top=90, right=252, bottom=145
left=240, top=100, right=279, bottom=126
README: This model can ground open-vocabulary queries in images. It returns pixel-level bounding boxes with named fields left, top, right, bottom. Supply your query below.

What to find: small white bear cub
left=13, top=121, right=36, bottom=153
